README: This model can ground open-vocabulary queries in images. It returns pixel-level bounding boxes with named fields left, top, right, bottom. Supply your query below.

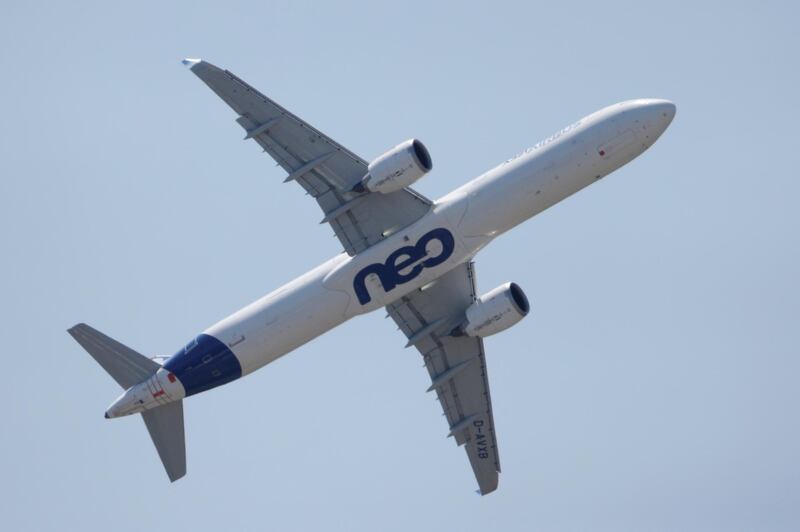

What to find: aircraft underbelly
left=205, top=256, right=353, bottom=376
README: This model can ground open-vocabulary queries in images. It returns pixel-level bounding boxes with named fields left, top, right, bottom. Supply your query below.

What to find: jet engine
left=360, top=139, right=432, bottom=194
left=456, top=282, right=530, bottom=338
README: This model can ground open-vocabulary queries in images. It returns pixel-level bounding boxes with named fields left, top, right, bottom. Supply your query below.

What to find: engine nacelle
left=459, top=282, right=530, bottom=338
left=362, top=139, right=432, bottom=194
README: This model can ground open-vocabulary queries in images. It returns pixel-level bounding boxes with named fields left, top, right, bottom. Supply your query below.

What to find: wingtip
left=67, top=323, right=86, bottom=335
left=478, top=479, right=499, bottom=496
left=181, top=57, right=202, bottom=69
left=168, top=472, right=186, bottom=483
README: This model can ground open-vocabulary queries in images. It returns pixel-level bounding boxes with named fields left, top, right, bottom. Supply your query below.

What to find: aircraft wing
left=183, top=59, right=432, bottom=255
left=386, top=262, right=501, bottom=495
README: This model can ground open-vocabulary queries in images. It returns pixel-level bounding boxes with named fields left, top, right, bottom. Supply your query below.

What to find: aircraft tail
left=141, top=400, right=186, bottom=481
left=68, top=323, right=187, bottom=482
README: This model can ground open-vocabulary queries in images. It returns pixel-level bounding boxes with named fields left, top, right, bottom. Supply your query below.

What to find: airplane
left=69, top=58, right=675, bottom=495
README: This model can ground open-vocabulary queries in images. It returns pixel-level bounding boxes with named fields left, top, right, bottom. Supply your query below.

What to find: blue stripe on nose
left=164, top=334, right=242, bottom=396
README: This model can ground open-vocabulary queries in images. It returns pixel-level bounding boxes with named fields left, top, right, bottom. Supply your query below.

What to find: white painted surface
left=198, top=99, right=675, bottom=382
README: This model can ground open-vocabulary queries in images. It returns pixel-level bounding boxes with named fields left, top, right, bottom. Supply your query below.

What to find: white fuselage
left=106, top=99, right=675, bottom=417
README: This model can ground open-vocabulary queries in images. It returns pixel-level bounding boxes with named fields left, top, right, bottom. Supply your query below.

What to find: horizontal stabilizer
left=142, top=400, right=187, bottom=482
left=68, top=323, right=159, bottom=389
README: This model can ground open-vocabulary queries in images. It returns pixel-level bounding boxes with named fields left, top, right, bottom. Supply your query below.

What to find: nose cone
left=638, top=98, right=675, bottom=127
left=631, top=98, right=675, bottom=143
left=650, top=99, right=676, bottom=125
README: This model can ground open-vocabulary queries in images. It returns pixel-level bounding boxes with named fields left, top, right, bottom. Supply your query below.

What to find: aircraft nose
left=632, top=99, right=675, bottom=142
left=653, top=99, right=676, bottom=125
left=641, top=98, right=676, bottom=127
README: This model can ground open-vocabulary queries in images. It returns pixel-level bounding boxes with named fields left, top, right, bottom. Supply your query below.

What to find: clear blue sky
left=2, top=2, right=798, bottom=531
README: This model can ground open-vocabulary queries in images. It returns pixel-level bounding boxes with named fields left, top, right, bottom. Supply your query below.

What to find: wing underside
left=386, top=262, right=501, bottom=495
left=184, top=59, right=431, bottom=255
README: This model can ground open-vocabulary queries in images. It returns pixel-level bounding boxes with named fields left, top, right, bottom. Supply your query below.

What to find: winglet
left=181, top=57, right=202, bottom=69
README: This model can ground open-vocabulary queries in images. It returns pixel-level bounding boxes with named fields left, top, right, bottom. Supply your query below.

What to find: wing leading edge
left=183, top=58, right=432, bottom=255
left=386, top=262, right=501, bottom=495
